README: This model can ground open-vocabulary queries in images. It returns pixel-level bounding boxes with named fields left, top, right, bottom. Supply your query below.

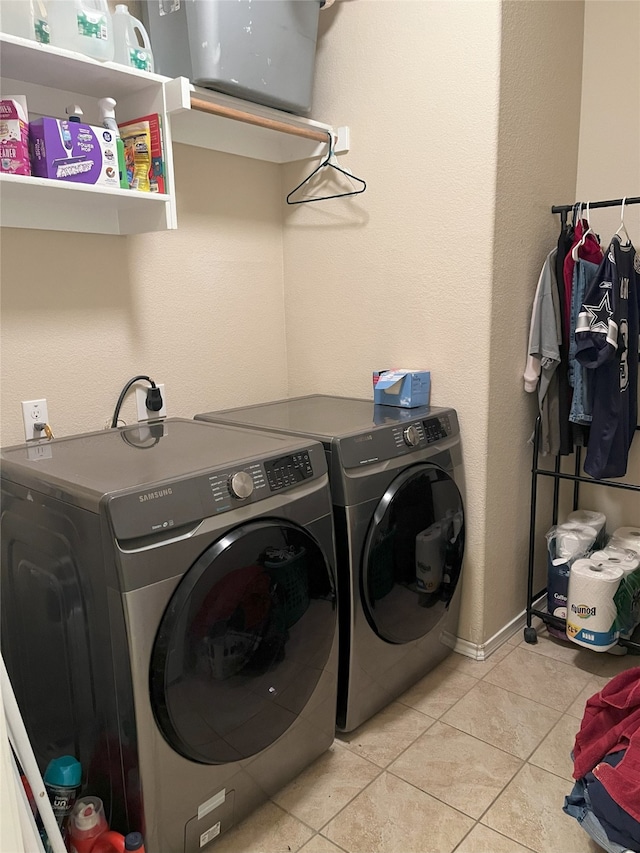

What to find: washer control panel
left=422, top=414, right=452, bottom=443
left=391, top=421, right=425, bottom=450
left=265, top=451, right=313, bottom=492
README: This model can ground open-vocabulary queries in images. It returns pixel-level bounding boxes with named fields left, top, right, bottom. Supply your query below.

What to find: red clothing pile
left=573, top=666, right=640, bottom=823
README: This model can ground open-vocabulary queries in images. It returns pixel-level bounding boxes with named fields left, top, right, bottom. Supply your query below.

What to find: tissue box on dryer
left=373, top=369, right=431, bottom=408
left=0, top=97, right=31, bottom=175
left=29, top=117, right=119, bottom=187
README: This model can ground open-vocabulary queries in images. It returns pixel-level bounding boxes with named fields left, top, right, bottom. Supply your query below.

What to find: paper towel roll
left=415, top=523, right=443, bottom=592
left=555, top=522, right=598, bottom=561
left=566, top=558, right=623, bottom=651
left=568, top=510, right=607, bottom=548
left=591, top=546, right=640, bottom=577
left=610, top=527, right=640, bottom=555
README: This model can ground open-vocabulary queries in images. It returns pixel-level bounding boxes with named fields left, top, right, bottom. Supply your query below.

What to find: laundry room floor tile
left=336, top=701, right=435, bottom=767
left=209, top=801, right=313, bottom=853
left=440, top=680, right=561, bottom=759
left=482, top=646, right=592, bottom=711
left=441, top=643, right=514, bottom=678
left=271, top=741, right=379, bottom=830
left=299, top=835, right=349, bottom=853
left=322, top=771, right=474, bottom=853
left=528, top=713, right=580, bottom=781
left=565, top=675, right=610, bottom=718
left=388, top=721, right=522, bottom=819
left=397, top=662, right=478, bottom=718
left=593, top=648, right=640, bottom=678
left=453, top=823, right=535, bottom=853
left=481, top=764, right=602, bottom=853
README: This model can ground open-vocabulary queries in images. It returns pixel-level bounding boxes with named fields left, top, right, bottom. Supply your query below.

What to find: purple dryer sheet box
left=29, top=117, right=119, bottom=187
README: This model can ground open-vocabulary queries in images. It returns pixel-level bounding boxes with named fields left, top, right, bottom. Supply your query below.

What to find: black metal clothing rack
left=524, top=195, right=640, bottom=653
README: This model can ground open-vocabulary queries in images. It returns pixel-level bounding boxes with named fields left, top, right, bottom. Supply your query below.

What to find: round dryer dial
left=403, top=425, right=420, bottom=447
left=228, top=471, right=254, bottom=499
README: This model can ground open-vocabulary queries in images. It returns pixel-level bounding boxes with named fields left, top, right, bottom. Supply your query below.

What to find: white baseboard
left=454, top=594, right=546, bottom=660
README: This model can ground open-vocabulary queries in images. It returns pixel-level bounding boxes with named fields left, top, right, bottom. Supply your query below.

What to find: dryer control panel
left=338, top=407, right=459, bottom=470
left=422, top=413, right=453, bottom=443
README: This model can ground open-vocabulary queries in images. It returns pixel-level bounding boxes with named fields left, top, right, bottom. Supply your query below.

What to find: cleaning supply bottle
left=47, top=0, right=113, bottom=62
left=68, top=796, right=109, bottom=853
left=43, top=755, right=82, bottom=848
left=1, top=1, right=49, bottom=43
left=98, top=97, right=128, bottom=189
left=112, top=5, right=154, bottom=73
left=65, top=104, right=84, bottom=123
left=87, top=829, right=146, bottom=853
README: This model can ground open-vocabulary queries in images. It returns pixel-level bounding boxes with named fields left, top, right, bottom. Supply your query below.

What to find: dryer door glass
left=150, top=520, right=336, bottom=764
left=362, top=463, right=464, bottom=644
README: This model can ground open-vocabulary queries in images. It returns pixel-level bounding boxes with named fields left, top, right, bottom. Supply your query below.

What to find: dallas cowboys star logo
left=583, top=291, right=612, bottom=333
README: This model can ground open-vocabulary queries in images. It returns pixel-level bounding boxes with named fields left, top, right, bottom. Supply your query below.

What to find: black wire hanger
left=286, top=131, right=367, bottom=204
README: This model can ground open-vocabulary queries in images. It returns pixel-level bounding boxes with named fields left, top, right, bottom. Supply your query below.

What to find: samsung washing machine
left=195, top=395, right=465, bottom=732
left=1, top=418, right=338, bottom=851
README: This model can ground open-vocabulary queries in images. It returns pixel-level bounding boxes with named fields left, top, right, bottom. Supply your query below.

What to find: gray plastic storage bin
left=143, top=0, right=322, bottom=115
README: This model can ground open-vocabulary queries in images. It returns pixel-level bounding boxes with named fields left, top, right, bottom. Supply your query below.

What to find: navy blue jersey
left=575, top=236, right=640, bottom=479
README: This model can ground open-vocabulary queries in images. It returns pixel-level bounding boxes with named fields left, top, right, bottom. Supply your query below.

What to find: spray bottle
left=98, top=97, right=128, bottom=189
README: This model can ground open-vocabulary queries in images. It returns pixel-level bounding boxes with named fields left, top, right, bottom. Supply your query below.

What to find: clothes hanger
left=572, top=201, right=593, bottom=261
left=286, top=131, right=367, bottom=204
left=614, top=196, right=631, bottom=245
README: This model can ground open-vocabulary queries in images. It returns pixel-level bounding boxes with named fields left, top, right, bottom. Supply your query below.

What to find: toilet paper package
left=590, top=546, right=640, bottom=576
left=566, top=558, right=623, bottom=651
left=545, top=524, right=595, bottom=641
left=551, top=521, right=598, bottom=561
left=415, top=523, right=443, bottom=592
left=567, top=510, right=607, bottom=550
left=609, top=527, right=640, bottom=556
left=547, top=556, right=571, bottom=640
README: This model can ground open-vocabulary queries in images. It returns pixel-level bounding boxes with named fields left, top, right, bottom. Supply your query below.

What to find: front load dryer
left=1, top=418, right=338, bottom=851
left=195, top=396, right=465, bottom=732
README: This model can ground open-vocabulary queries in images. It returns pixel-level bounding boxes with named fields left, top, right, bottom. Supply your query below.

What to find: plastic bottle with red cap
left=91, top=831, right=145, bottom=853
left=68, top=797, right=109, bottom=853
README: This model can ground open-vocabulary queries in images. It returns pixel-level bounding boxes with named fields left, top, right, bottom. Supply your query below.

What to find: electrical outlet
left=21, top=398, right=49, bottom=441
left=135, top=383, right=167, bottom=422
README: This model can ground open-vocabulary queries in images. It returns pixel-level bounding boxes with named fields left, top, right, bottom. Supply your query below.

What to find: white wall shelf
left=164, top=77, right=344, bottom=165
left=0, top=33, right=348, bottom=233
left=0, top=172, right=171, bottom=235
left=0, top=33, right=176, bottom=234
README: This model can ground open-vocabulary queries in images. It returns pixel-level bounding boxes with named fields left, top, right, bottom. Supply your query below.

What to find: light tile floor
left=212, top=627, right=639, bottom=853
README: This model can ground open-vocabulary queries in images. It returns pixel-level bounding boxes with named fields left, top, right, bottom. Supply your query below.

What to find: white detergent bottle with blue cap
left=48, top=0, right=113, bottom=61
left=112, top=5, right=154, bottom=73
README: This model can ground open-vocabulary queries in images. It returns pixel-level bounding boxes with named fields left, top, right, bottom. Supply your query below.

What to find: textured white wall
left=282, top=0, right=586, bottom=644
left=0, top=144, right=289, bottom=444
left=483, top=0, right=585, bottom=640
left=282, top=0, right=503, bottom=643
left=574, top=0, right=640, bottom=530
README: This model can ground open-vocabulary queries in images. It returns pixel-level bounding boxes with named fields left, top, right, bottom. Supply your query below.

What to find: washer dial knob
left=403, top=425, right=420, bottom=447
left=229, top=471, right=254, bottom=499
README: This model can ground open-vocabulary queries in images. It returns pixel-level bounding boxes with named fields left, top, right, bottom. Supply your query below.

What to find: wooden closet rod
left=552, top=196, right=640, bottom=214
left=190, top=96, right=330, bottom=144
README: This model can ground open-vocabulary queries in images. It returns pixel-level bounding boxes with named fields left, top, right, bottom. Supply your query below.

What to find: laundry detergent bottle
left=112, top=5, right=154, bottom=73
left=48, top=0, right=113, bottom=61
left=1, top=1, right=49, bottom=43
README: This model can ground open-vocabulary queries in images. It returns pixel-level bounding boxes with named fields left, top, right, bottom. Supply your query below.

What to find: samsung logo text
left=139, top=488, right=173, bottom=503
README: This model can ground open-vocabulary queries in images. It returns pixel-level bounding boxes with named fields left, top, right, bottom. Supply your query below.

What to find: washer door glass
left=362, top=463, right=464, bottom=644
left=150, top=520, right=336, bottom=764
